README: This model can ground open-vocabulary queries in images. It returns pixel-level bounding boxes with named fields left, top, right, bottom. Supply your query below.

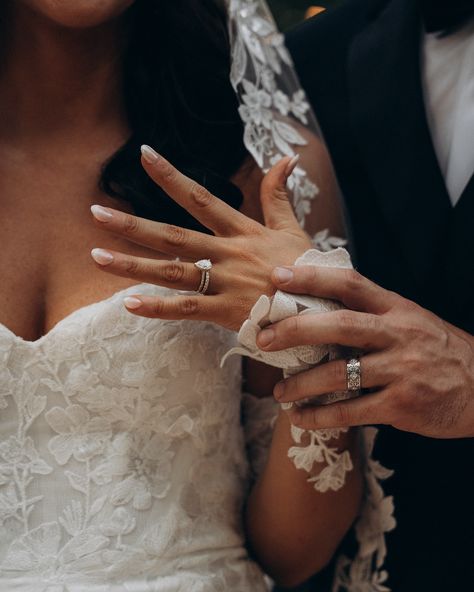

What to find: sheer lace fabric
left=228, top=0, right=348, bottom=244
left=0, top=284, right=269, bottom=592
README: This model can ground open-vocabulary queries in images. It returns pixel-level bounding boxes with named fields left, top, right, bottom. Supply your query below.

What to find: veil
left=227, top=0, right=348, bottom=249
left=224, top=2, right=396, bottom=590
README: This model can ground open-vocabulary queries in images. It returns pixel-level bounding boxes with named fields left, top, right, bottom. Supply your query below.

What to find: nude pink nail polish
left=91, top=248, right=114, bottom=265
left=91, top=205, right=113, bottom=222
left=141, top=145, right=160, bottom=164
left=285, top=154, right=300, bottom=178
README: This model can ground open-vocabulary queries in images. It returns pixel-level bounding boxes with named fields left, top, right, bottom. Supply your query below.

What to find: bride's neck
left=0, top=4, right=129, bottom=143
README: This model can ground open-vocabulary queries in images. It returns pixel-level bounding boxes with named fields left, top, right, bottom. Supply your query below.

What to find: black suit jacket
left=286, top=1, right=474, bottom=590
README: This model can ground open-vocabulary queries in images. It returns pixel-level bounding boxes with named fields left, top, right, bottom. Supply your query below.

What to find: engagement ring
left=194, top=259, right=212, bottom=295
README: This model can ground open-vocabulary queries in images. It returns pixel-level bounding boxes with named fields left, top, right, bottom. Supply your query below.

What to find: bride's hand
left=90, top=146, right=311, bottom=331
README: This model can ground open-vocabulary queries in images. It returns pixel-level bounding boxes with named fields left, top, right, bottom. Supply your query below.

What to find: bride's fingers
left=122, top=293, right=228, bottom=326
left=91, top=205, right=226, bottom=260
left=140, top=145, right=257, bottom=237
left=273, top=353, right=388, bottom=403
left=260, top=155, right=302, bottom=232
left=90, top=249, right=224, bottom=293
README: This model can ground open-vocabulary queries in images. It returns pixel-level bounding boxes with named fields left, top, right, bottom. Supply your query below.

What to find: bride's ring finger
left=274, top=353, right=390, bottom=403
left=91, top=248, right=221, bottom=294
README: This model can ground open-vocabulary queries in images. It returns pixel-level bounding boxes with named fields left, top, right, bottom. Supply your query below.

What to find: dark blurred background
left=268, top=0, right=341, bottom=30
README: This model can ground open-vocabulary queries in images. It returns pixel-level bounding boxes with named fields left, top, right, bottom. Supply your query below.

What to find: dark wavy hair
left=101, top=0, right=246, bottom=230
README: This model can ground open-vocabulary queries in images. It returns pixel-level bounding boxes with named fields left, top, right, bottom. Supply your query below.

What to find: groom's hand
left=257, top=266, right=474, bottom=439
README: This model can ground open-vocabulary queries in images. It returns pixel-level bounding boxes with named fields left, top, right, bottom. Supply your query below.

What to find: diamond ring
left=194, top=259, right=212, bottom=295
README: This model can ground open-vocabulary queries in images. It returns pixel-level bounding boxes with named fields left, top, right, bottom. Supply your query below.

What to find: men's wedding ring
left=346, top=358, right=361, bottom=391
left=194, top=259, right=212, bottom=295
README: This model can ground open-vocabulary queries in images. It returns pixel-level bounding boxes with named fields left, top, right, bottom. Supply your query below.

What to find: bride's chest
left=0, top=290, right=242, bottom=507
left=0, top=294, right=245, bottom=574
left=1, top=289, right=241, bottom=417
left=0, top=160, right=153, bottom=342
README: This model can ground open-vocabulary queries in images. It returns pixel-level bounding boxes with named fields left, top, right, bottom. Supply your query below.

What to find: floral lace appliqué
left=228, top=0, right=319, bottom=226
left=0, top=284, right=270, bottom=591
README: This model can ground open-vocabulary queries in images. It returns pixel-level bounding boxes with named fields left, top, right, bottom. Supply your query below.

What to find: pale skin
left=0, top=0, right=362, bottom=586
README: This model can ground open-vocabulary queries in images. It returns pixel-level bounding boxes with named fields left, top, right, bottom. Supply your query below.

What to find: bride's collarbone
left=0, top=205, right=143, bottom=343
left=0, top=250, right=137, bottom=343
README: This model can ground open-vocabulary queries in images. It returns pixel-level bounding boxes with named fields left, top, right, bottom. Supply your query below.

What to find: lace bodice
left=0, top=284, right=269, bottom=592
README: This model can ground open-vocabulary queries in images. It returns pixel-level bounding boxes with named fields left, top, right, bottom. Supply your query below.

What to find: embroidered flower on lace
left=45, top=405, right=112, bottom=465
left=0, top=436, right=52, bottom=477
left=332, top=428, right=396, bottom=592
left=313, top=228, right=349, bottom=252
left=93, top=433, right=174, bottom=510
left=289, top=425, right=353, bottom=492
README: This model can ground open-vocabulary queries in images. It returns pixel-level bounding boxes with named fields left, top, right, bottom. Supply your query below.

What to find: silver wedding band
left=346, top=358, right=361, bottom=391
left=194, top=259, right=212, bottom=295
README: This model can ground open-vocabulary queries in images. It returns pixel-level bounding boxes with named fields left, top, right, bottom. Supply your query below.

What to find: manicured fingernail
left=258, top=328, right=275, bottom=348
left=274, top=267, right=294, bottom=283
left=91, top=248, right=114, bottom=265
left=274, top=381, right=285, bottom=400
left=285, top=154, right=300, bottom=177
left=91, top=205, right=113, bottom=222
left=141, top=144, right=159, bottom=164
left=124, top=296, right=142, bottom=310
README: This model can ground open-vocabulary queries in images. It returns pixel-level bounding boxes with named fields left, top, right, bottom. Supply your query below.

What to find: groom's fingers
left=140, top=145, right=255, bottom=237
left=286, top=390, right=393, bottom=430
left=274, top=353, right=388, bottom=403
left=271, top=266, right=397, bottom=314
left=257, top=310, right=393, bottom=352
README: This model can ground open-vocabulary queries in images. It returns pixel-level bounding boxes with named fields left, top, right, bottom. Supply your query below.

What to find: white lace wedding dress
left=0, top=283, right=272, bottom=592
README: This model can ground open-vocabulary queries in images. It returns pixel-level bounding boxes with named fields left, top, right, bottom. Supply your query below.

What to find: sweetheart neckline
left=0, top=283, right=151, bottom=346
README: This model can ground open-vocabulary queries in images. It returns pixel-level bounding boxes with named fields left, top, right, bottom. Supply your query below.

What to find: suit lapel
left=347, top=0, right=453, bottom=286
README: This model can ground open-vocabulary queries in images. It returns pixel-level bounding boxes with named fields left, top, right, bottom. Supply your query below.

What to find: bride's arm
left=245, top=410, right=363, bottom=587
left=243, top=357, right=363, bottom=586
left=235, top=162, right=363, bottom=587
left=243, top=360, right=363, bottom=587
